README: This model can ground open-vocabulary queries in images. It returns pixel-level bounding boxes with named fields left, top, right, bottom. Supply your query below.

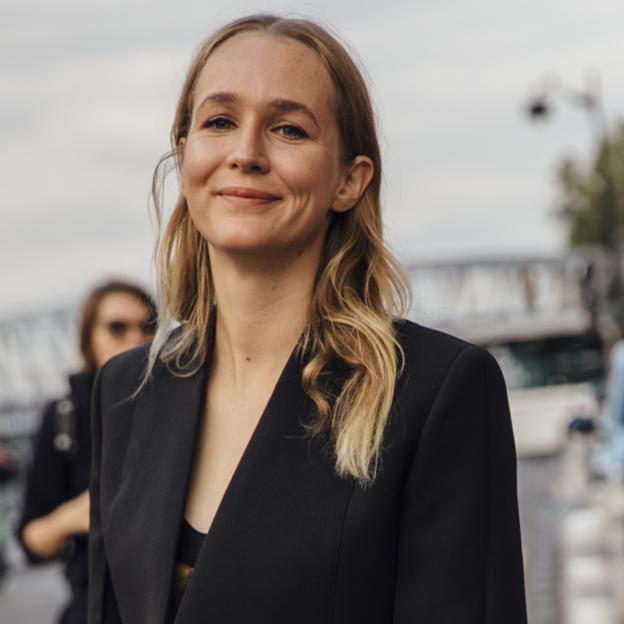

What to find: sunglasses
left=97, top=319, right=156, bottom=339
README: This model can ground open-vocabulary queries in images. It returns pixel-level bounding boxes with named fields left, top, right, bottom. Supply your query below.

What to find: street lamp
left=526, top=74, right=624, bottom=333
left=526, top=74, right=618, bottom=248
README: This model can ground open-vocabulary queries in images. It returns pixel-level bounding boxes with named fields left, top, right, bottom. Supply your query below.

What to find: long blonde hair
left=146, top=14, right=412, bottom=486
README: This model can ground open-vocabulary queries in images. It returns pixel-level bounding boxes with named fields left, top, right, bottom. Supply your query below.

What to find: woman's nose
left=125, top=328, right=147, bottom=346
left=225, top=126, right=269, bottom=173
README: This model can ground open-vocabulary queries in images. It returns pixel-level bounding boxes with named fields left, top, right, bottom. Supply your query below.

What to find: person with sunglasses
left=17, top=279, right=156, bottom=624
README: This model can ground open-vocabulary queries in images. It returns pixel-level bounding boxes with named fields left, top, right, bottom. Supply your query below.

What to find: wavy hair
left=144, top=14, right=412, bottom=486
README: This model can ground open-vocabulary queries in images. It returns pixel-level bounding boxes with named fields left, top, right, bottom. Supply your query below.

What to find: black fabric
left=18, top=371, right=95, bottom=624
left=88, top=320, right=527, bottom=624
left=177, top=520, right=206, bottom=569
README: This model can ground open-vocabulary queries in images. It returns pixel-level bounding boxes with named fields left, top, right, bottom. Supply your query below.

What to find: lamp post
left=526, top=74, right=624, bottom=335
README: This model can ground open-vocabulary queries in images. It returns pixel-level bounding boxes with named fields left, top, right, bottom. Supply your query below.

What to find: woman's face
left=179, top=32, right=371, bottom=260
left=90, top=292, right=153, bottom=369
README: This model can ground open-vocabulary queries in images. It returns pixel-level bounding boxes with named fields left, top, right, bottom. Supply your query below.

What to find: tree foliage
left=556, top=120, right=624, bottom=249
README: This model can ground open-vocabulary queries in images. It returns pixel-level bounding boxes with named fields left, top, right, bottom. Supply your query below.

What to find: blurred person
left=0, top=442, right=16, bottom=485
left=18, top=280, right=156, bottom=624
left=0, top=440, right=16, bottom=583
left=88, top=14, right=527, bottom=623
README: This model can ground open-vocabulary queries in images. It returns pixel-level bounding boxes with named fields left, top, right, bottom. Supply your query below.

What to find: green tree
left=555, top=120, right=624, bottom=249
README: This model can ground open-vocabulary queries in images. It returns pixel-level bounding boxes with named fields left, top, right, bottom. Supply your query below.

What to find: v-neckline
left=166, top=334, right=308, bottom=623
left=183, top=331, right=306, bottom=545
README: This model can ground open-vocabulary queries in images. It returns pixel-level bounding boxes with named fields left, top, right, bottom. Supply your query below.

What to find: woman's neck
left=209, top=247, right=318, bottom=386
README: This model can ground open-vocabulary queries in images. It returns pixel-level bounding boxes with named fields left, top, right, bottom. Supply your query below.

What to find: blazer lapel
left=173, top=352, right=355, bottom=623
left=105, top=354, right=210, bottom=624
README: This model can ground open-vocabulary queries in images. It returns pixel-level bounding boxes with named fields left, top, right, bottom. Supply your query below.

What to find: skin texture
left=179, top=32, right=372, bottom=265
left=22, top=292, right=153, bottom=559
left=177, top=33, right=374, bottom=535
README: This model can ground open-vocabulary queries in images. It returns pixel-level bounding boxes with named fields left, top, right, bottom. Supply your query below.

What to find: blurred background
left=2, top=0, right=624, bottom=622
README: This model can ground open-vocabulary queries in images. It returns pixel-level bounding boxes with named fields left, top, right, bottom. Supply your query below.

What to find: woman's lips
left=216, top=187, right=282, bottom=205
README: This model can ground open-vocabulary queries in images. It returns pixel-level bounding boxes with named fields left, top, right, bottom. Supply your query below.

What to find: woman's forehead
left=193, top=32, right=335, bottom=116
left=97, top=292, right=146, bottom=318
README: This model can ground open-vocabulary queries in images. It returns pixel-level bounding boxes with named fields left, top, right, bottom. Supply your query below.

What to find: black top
left=177, top=519, right=205, bottom=569
left=88, top=320, right=527, bottom=624
left=18, top=371, right=95, bottom=624
left=167, top=519, right=207, bottom=619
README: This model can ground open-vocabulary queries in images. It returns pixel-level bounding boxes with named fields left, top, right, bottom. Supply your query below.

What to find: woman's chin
left=203, top=223, right=325, bottom=261
left=209, top=236, right=286, bottom=258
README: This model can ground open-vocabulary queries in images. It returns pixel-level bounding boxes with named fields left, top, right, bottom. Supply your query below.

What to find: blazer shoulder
left=394, top=317, right=477, bottom=361
left=392, top=318, right=502, bottom=394
left=98, top=342, right=150, bottom=400
left=91, top=344, right=154, bottom=454
left=95, top=324, right=189, bottom=406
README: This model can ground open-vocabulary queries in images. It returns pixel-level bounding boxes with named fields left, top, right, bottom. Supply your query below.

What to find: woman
left=18, top=280, right=156, bottom=624
left=89, top=14, right=527, bottom=624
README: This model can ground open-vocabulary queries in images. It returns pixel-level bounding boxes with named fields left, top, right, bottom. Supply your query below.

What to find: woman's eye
left=205, top=117, right=234, bottom=131
left=275, top=124, right=308, bottom=140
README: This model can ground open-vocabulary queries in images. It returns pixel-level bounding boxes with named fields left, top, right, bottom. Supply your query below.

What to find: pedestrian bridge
left=0, top=254, right=589, bottom=436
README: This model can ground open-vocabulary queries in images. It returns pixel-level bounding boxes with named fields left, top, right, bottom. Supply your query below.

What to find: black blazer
left=88, top=319, right=527, bottom=624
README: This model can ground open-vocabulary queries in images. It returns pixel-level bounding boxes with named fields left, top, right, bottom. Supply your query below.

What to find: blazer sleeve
left=393, top=345, right=527, bottom=624
left=88, top=366, right=123, bottom=624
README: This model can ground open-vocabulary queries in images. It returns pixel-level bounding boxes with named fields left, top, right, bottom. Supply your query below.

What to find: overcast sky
left=2, top=0, right=624, bottom=314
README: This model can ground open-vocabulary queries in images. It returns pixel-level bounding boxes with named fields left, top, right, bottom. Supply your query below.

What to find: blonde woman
left=88, top=14, right=526, bottom=624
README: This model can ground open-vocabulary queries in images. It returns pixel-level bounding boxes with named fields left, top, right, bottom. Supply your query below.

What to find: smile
left=216, top=187, right=282, bottom=205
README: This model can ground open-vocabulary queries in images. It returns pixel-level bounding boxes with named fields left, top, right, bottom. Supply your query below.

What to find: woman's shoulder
left=95, top=325, right=186, bottom=404
left=389, top=320, right=510, bottom=459
left=394, top=316, right=468, bottom=341
left=394, top=317, right=476, bottom=358
left=94, top=343, right=161, bottom=417
left=392, top=317, right=502, bottom=386
left=97, top=342, right=151, bottom=393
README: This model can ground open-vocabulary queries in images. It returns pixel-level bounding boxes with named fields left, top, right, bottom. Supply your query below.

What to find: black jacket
left=88, top=319, right=527, bottom=623
left=19, top=371, right=95, bottom=624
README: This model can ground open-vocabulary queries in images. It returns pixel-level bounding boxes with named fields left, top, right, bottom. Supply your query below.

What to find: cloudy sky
left=2, top=0, right=624, bottom=314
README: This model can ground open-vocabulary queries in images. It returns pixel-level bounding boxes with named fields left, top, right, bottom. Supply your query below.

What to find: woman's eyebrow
left=195, top=92, right=320, bottom=129
left=195, top=91, right=239, bottom=114
left=268, top=99, right=320, bottom=129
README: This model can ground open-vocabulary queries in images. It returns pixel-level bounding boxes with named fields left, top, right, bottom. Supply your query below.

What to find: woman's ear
left=177, top=137, right=186, bottom=166
left=332, top=156, right=375, bottom=213
left=177, top=138, right=186, bottom=193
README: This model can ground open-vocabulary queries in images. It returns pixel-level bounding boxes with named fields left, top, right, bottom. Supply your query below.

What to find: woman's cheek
left=280, top=154, right=326, bottom=196
left=182, top=137, right=220, bottom=184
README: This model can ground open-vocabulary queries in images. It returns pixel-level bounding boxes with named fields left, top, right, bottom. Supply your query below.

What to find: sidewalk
left=0, top=562, right=68, bottom=623
left=559, top=437, right=624, bottom=624
left=0, top=514, right=69, bottom=624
